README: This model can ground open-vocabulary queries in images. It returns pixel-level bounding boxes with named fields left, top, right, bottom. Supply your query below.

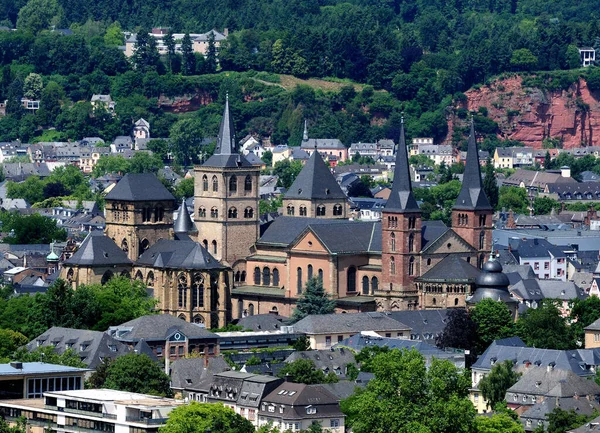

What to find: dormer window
left=306, top=406, right=317, bottom=415
left=268, top=405, right=275, bottom=413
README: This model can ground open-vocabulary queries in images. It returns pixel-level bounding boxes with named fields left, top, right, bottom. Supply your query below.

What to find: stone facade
left=282, top=198, right=348, bottom=219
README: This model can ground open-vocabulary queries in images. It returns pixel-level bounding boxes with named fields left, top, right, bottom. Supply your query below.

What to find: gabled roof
left=170, top=356, right=231, bottom=390
left=307, top=222, right=381, bottom=254
left=384, top=119, right=420, bottom=214
left=109, top=314, right=217, bottom=341
left=136, top=239, right=224, bottom=270
left=105, top=173, right=175, bottom=202
left=293, top=312, right=410, bottom=335
left=453, top=121, right=492, bottom=211
left=417, top=255, right=480, bottom=282
left=420, top=227, right=476, bottom=254
left=284, top=349, right=356, bottom=378
left=507, top=368, right=600, bottom=397
left=385, top=309, right=449, bottom=343
left=284, top=150, right=346, bottom=200
left=203, top=96, right=253, bottom=168
left=64, top=231, right=132, bottom=267
left=236, top=314, right=288, bottom=331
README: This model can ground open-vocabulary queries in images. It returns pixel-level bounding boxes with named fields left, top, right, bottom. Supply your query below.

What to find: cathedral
left=61, top=97, right=493, bottom=325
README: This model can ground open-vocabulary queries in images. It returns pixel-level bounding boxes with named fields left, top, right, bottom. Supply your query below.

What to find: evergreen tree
left=479, top=360, right=521, bottom=409
left=164, top=29, right=176, bottom=72
left=483, top=158, right=499, bottom=210
left=292, top=277, right=336, bottom=322
left=205, top=31, right=217, bottom=73
left=181, top=33, right=195, bottom=75
left=133, top=28, right=160, bottom=72
left=544, top=151, right=551, bottom=169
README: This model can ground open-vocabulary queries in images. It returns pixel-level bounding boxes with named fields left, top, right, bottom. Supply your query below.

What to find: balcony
left=125, top=416, right=168, bottom=425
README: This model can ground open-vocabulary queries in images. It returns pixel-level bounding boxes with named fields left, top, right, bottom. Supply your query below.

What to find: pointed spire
left=303, top=119, right=309, bottom=142
left=215, top=93, right=236, bottom=155
left=384, top=115, right=420, bottom=214
left=174, top=198, right=196, bottom=233
left=453, top=117, right=492, bottom=211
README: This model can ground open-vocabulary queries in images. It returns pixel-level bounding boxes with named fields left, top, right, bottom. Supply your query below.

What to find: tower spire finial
left=303, top=119, right=309, bottom=142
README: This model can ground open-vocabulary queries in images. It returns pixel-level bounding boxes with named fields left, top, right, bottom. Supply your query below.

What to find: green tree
left=160, top=402, right=254, bottom=433
left=86, top=357, right=114, bottom=389
left=164, top=30, right=176, bottom=73
left=570, top=297, right=600, bottom=346
left=470, top=299, right=515, bottom=354
left=516, top=300, right=574, bottom=350
left=205, top=31, right=218, bottom=73
left=38, top=80, right=65, bottom=126
left=273, top=159, right=303, bottom=189
left=498, top=186, right=529, bottom=214
left=173, top=177, right=194, bottom=199
left=104, top=353, right=172, bottom=396
left=354, top=345, right=390, bottom=372
left=6, top=176, right=45, bottom=204
left=181, top=33, right=195, bottom=76
left=22, top=72, right=42, bottom=100
left=169, top=118, right=204, bottom=166
left=0, top=416, right=26, bottom=433
left=475, top=412, right=524, bottom=433
left=261, top=150, right=272, bottom=166
left=0, top=329, right=28, bottom=361
left=277, top=359, right=338, bottom=384
left=292, top=277, right=336, bottom=322
left=2, top=213, right=67, bottom=244
left=92, top=155, right=131, bottom=177
left=544, top=151, right=552, bottom=169
left=564, top=45, right=582, bottom=70
left=510, top=48, right=538, bottom=71
left=342, top=349, right=475, bottom=433
left=479, top=360, right=521, bottom=409
left=533, top=197, right=560, bottom=215
left=547, top=408, right=592, bottom=433
left=12, top=346, right=86, bottom=367
left=483, top=158, right=499, bottom=210
left=17, top=0, right=63, bottom=34
left=104, top=22, right=123, bottom=46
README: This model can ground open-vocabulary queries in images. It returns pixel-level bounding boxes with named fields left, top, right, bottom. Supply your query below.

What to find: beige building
left=585, top=317, right=600, bottom=348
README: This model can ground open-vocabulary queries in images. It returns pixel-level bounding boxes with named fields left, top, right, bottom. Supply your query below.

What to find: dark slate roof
left=136, top=239, right=224, bottom=270
left=109, top=314, right=217, bottom=341
left=320, top=381, right=362, bottom=401
left=510, top=279, right=544, bottom=301
left=309, top=222, right=381, bottom=253
left=283, top=150, right=346, bottom=200
left=203, top=96, right=253, bottom=168
left=293, top=312, right=410, bottom=334
left=261, top=382, right=342, bottom=412
left=284, top=349, right=356, bottom=379
left=453, top=121, right=492, bottom=211
left=170, top=356, right=231, bottom=390
left=420, top=220, right=449, bottom=250
left=257, top=217, right=352, bottom=247
left=174, top=199, right=196, bottom=233
left=384, top=119, right=420, bottom=213
left=417, top=255, right=480, bottom=282
left=26, top=327, right=130, bottom=369
left=105, top=173, right=175, bottom=202
left=511, top=238, right=566, bottom=260
left=385, top=309, right=449, bottom=343
left=569, top=415, right=600, bottom=433
left=64, top=232, right=132, bottom=267
left=507, top=368, right=600, bottom=397
left=236, top=314, right=289, bottom=331
left=520, top=398, right=600, bottom=429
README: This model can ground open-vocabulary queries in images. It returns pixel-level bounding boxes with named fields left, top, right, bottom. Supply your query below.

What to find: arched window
left=248, top=303, right=255, bottom=316
left=479, top=231, right=485, bottom=250
left=308, top=264, right=313, bottom=280
left=408, top=233, right=414, bottom=252
left=192, top=273, right=204, bottom=308
left=391, top=233, right=396, bottom=251
left=455, top=298, right=459, bottom=306
left=202, top=239, right=208, bottom=250
left=299, top=206, right=307, bottom=216
left=193, top=315, right=204, bottom=325
left=212, top=240, right=217, bottom=255
left=235, top=271, right=240, bottom=282
left=297, top=267, right=303, bottom=294
left=333, top=204, right=342, bottom=216
left=140, top=238, right=150, bottom=254
left=178, top=273, right=188, bottom=308
left=317, top=205, right=326, bottom=216
left=478, top=253, right=485, bottom=269
left=146, top=271, right=154, bottom=287
left=211, top=207, right=218, bottom=218
left=426, top=258, right=431, bottom=266
left=142, top=207, right=152, bottom=222
left=480, top=215, right=487, bottom=227
left=66, top=268, right=74, bottom=283
left=121, top=239, right=128, bottom=253
left=464, top=214, right=468, bottom=225
left=362, top=276, right=369, bottom=295
left=202, top=175, right=208, bottom=191
left=134, top=270, right=143, bottom=280
left=254, top=267, right=261, bottom=285
left=101, top=270, right=113, bottom=284
left=229, top=176, right=237, bottom=193
left=347, top=266, right=357, bottom=292
left=241, top=271, right=246, bottom=282
left=432, top=298, right=437, bottom=306
left=154, top=206, right=164, bottom=222
left=408, top=216, right=416, bottom=229
left=263, top=267, right=271, bottom=286
left=273, top=268, right=280, bottom=286
left=318, top=269, right=323, bottom=282
left=244, top=175, right=252, bottom=192
left=371, top=276, right=378, bottom=293
left=390, top=257, right=396, bottom=275
left=244, top=207, right=254, bottom=218
left=228, top=207, right=238, bottom=218
left=287, top=205, right=295, bottom=216
left=199, top=207, right=206, bottom=218
left=409, top=256, right=415, bottom=276
left=466, top=256, right=471, bottom=263
left=212, top=176, right=218, bottom=192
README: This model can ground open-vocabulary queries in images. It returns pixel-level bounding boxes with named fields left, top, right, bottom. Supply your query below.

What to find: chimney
left=507, top=209, right=516, bottom=229
left=223, top=28, right=229, bottom=37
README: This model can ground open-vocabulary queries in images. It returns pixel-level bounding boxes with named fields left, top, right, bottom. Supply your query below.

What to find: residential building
left=0, top=362, right=88, bottom=400
left=510, top=238, right=567, bottom=281
left=124, top=28, right=227, bottom=58
left=169, top=356, right=231, bottom=399
left=349, top=198, right=387, bottom=221
left=503, top=168, right=576, bottom=193
left=579, top=47, right=596, bottom=67
left=299, top=121, right=348, bottom=162
left=90, top=94, right=115, bottom=112
left=292, top=312, right=410, bottom=349
left=0, top=389, right=181, bottom=433
left=284, top=349, right=357, bottom=380
left=493, top=147, right=534, bottom=169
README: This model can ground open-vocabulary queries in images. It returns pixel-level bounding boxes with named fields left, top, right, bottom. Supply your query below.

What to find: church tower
left=381, top=118, right=422, bottom=310
left=193, top=96, right=260, bottom=268
left=104, top=173, right=176, bottom=261
left=452, top=120, right=493, bottom=267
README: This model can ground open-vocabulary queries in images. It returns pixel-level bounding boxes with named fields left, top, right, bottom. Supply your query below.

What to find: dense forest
left=0, top=0, right=599, bottom=150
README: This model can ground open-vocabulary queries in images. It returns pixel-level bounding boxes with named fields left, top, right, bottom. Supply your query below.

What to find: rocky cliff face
left=451, top=76, right=600, bottom=149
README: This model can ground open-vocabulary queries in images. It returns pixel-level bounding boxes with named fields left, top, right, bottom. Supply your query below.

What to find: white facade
left=519, top=254, right=567, bottom=281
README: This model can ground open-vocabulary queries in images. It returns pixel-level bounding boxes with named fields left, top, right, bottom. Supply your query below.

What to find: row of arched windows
left=202, top=239, right=218, bottom=255
left=234, top=270, right=247, bottom=283
left=287, top=204, right=344, bottom=217
left=201, top=175, right=253, bottom=193
left=177, top=272, right=205, bottom=309
left=457, top=213, right=469, bottom=226
left=361, top=275, right=379, bottom=295
left=297, top=265, right=324, bottom=293
left=198, top=207, right=254, bottom=219
left=390, top=256, right=415, bottom=276
left=389, top=233, right=415, bottom=252
left=254, top=267, right=280, bottom=286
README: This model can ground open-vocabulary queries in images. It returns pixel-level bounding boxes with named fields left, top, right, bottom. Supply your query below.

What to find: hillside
left=448, top=74, right=600, bottom=149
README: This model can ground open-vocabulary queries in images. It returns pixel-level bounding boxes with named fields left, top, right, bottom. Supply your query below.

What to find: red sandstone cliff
left=449, top=76, right=600, bottom=149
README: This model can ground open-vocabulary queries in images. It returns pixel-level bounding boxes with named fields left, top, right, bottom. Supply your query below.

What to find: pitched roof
left=308, top=222, right=381, bottom=253
left=293, top=312, right=410, bottom=335
left=170, top=356, right=231, bottom=390
left=385, top=309, right=449, bottom=343
left=105, top=173, right=175, bottom=202
left=203, top=96, right=253, bottom=168
left=453, top=121, right=492, bottom=211
left=236, top=314, right=289, bottom=331
left=109, top=314, right=217, bottom=341
left=64, top=231, right=132, bottom=267
left=136, top=239, right=224, bottom=270
left=284, top=150, right=346, bottom=200
left=417, top=255, right=480, bottom=282
left=174, top=199, right=196, bottom=233
left=284, top=349, right=356, bottom=378
left=507, top=368, right=600, bottom=397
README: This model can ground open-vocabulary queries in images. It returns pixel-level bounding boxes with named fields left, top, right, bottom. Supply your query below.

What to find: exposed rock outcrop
left=448, top=76, right=600, bottom=149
